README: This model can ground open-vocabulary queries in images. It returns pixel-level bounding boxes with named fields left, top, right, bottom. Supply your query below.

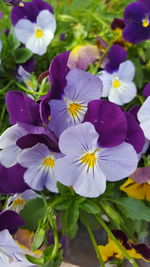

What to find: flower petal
left=117, top=60, right=135, bottom=81
left=14, top=19, right=34, bottom=44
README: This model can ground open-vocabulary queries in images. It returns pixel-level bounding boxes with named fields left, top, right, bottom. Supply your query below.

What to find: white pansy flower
left=98, top=60, right=137, bottom=105
left=14, top=9, right=56, bottom=55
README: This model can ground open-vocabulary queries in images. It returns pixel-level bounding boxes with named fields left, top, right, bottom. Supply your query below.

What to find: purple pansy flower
left=11, top=0, right=56, bottom=55
left=137, top=96, right=150, bottom=140
left=0, top=164, right=29, bottom=194
left=111, top=18, right=125, bottom=30
left=55, top=122, right=138, bottom=198
left=98, top=60, right=137, bottom=105
left=84, top=100, right=128, bottom=147
left=5, top=189, right=38, bottom=213
left=6, top=91, right=42, bottom=126
left=18, top=143, right=62, bottom=192
left=104, top=45, right=127, bottom=74
left=49, top=68, right=103, bottom=137
left=123, top=0, right=150, bottom=44
left=143, top=82, right=150, bottom=97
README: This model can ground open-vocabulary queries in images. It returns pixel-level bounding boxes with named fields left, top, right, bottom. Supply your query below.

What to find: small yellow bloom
left=120, top=178, right=150, bottom=201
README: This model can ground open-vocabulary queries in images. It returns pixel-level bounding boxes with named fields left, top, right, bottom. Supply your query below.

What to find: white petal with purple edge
left=14, top=19, right=34, bottom=44
left=58, top=122, right=99, bottom=155
left=137, top=96, right=150, bottom=140
left=118, top=60, right=135, bottom=81
left=99, top=142, right=138, bottom=181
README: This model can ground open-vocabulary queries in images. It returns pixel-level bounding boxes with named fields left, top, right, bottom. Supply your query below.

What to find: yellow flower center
left=35, top=28, right=44, bottom=38
left=43, top=157, right=55, bottom=168
left=80, top=150, right=99, bottom=168
left=142, top=18, right=149, bottom=28
left=27, top=81, right=33, bottom=88
left=68, top=102, right=82, bottom=118
left=13, top=198, right=25, bottom=207
left=113, top=79, right=121, bottom=88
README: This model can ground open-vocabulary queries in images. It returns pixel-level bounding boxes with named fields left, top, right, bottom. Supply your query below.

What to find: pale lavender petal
left=73, top=165, right=106, bottom=197
left=64, top=68, right=103, bottom=102
left=97, top=71, right=113, bottom=97
left=21, top=189, right=39, bottom=200
left=58, top=122, right=99, bottom=155
left=0, top=145, right=22, bottom=168
left=137, top=96, right=150, bottom=140
left=99, top=142, right=138, bottom=181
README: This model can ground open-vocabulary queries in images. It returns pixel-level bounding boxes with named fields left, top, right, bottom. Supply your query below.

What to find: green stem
left=95, top=215, right=139, bottom=267
left=0, top=105, right=6, bottom=125
left=48, top=211, right=60, bottom=261
left=48, top=196, right=67, bottom=211
left=16, top=82, right=45, bottom=97
left=0, top=80, right=14, bottom=94
left=85, top=223, right=105, bottom=267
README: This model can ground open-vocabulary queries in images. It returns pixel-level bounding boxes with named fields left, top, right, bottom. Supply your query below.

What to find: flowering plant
left=0, top=0, right=150, bottom=266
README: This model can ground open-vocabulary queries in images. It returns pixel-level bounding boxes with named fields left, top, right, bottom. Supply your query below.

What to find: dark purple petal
left=19, top=57, right=36, bottom=74
left=0, top=210, right=24, bottom=234
left=129, top=105, right=140, bottom=118
left=6, top=91, right=42, bottom=126
left=143, top=82, right=150, bottom=97
left=105, top=45, right=127, bottom=73
left=123, top=23, right=150, bottom=44
left=111, top=18, right=125, bottom=30
left=39, top=91, right=51, bottom=125
left=84, top=100, right=127, bottom=147
left=138, top=0, right=150, bottom=12
left=130, top=167, right=150, bottom=183
left=112, top=230, right=131, bottom=250
left=124, top=2, right=145, bottom=24
left=49, top=51, right=70, bottom=99
left=125, top=112, right=145, bottom=153
left=0, top=164, right=29, bottom=194
left=11, top=0, right=53, bottom=25
left=96, top=36, right=108, bottom=49
left=17, top=123, right=59, bottom=152
left=133, top=243, right=150, bottom=261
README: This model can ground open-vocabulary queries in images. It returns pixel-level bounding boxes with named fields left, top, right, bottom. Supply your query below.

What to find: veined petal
left=108, top=80, right=137, bottom=105
left=26, top=32, right=53, bottom=55
left=99, top=142, right=138, bottom=181
left=97, top=71, right=113, bottom=97
left=64, top=68, right=103, bottom=102
left=58, top=122, right=99, bottom=156
left=14, top=19, right=34, bottom=44
left=36, top=10, right=56, bottom=33
left=137, top=96, right=150, bottom=140
left=117, top=60, right=135, bottom=81
left=73, top=164, right=106, bottom=197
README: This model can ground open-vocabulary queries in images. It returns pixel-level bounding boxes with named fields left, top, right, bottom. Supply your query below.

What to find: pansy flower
left=67, top=44, right=100, bottom=71
left=120, top=167, right=150, bottom=201
left=5, top=189, right=38, bottom=213
left=18, top=143, right=62, bottom=192
left=49, top=68, right=103, bottom=137
left=123, top=0, right=150, bottom=44
left=98, top=60, right=137, bottom=105
left=55, top=122, right=138, bottom=198
left=98, top=230, right=150, bottom=262
left=11, top=0, right=56, bottom=55
left=137, top=96, right=150, bottom=140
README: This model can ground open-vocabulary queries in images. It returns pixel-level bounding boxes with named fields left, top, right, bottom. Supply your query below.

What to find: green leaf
left=20, top=198, right=46, bottom=231
left=132, top=58, right=144, bottom=89
left=61, top=199, right=79, bottom=238
left=116, top=197, right=150, bottom=221
left=80, top=199, right=101, bottom=214
left=56, top=182, right=71, bottom=195
left=14, top=48, right=33, bottom=64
